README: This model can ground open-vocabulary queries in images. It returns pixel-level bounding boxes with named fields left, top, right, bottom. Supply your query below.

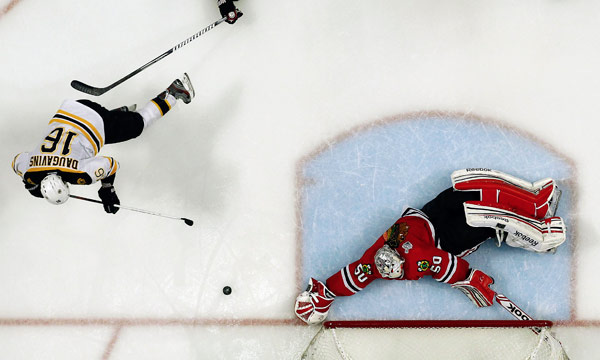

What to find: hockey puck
left=223, top=286, right=232, bottom=295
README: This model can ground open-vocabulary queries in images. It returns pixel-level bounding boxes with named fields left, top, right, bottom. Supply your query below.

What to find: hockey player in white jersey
left=11, top=74, right=195, bottom=214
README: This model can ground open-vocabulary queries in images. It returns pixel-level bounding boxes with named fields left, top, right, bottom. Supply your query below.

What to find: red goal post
left=302, top=320, right=569, bottom=360
left=325, top=319, right=553, bottom=329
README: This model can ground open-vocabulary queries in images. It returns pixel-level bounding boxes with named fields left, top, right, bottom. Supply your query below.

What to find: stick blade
left=70, top=80, right=109, bottom=96
left=182, top=218, right=194, bottom=226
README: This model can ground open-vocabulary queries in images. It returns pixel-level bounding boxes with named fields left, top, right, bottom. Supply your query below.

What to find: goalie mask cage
left=301, top=320, right=570, bottom=360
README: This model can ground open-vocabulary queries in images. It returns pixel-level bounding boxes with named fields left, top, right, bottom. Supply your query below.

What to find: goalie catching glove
left=295, top=278, right=336, bottom=324
left=451, top=269, right=496, bottom=307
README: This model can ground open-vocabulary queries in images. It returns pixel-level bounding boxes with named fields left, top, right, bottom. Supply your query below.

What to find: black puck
left=223, top=286, right=232, bottom=295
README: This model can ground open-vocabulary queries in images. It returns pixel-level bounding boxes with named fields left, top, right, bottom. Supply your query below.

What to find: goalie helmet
left=40, top=173, right=70, bottom=205
left=375, top=244, right=405, bottom=278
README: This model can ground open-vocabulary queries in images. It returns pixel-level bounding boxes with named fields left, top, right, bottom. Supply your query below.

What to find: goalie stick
left=71, top=17, right=227, bottom=96
left=496, top=292, right=570, bottom=359
left=69, top=194, right=194, bottom=226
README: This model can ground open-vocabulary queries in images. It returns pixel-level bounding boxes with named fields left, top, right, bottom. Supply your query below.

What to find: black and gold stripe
left=26, top=166, right=85, bottom=175
left=103, top=156, right=119, bottom=177
left=50, top=110, right=104, bottom=154
left=25, top=169, right=92, bottom=186
left=12, top=153, right=23, bottom=176
left=151, top=95, right=172, bottom=116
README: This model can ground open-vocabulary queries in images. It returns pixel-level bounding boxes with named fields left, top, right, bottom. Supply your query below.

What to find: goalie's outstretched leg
left=452, top=168, right=561, bottom=219
left=464, top=201, right=567, bottom=253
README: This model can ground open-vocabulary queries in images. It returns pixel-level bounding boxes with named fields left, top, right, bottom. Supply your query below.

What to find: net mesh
left=301, top=321, right=569, bottom=360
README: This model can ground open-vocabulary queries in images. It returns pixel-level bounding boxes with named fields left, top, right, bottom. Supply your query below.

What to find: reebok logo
left=514, top=230, right=539, bottom=247
left=466, top=168, right=492, bottom=172
left=483, top=215, right=509, bottom=223
left=507, top=303, right=533, bottom=321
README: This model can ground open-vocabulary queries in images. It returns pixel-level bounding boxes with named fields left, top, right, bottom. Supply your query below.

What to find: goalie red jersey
left=325, top=208, right=471, bottom=297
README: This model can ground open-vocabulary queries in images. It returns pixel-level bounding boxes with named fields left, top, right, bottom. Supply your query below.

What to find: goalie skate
left=166, top=73, right=195, bottom=104
left=546, top=187, right=562, bottom=218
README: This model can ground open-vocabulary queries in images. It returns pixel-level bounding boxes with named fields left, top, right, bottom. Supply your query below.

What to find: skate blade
left=182, top=72, right=195, bottom=100
left=547, top=188, right=562, bottom=218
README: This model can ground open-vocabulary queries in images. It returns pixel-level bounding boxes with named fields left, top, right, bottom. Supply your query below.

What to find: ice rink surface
left=1, top=0, right=599, bottom=359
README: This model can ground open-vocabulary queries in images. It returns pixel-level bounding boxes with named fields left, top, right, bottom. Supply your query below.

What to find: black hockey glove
left=24, top=181, right=43, bottom=198
left=98, top=184, right=120, bottom=214
left=218, top=0, right=243, bottom=24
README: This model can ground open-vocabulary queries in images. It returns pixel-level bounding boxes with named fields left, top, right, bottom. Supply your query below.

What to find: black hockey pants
left=77, top=100, right=144, bottom=144
left=420, top=187, right=496, bottom=256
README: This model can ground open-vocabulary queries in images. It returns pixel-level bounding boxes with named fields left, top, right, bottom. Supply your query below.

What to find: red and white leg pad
left=295, top=278, right=336, bottom=325
left=451, top=168, right=560, bottom=219
left=464, top=201, right=566, bottom=253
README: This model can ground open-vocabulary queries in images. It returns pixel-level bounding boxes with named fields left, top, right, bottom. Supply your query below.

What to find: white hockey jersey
left=12, top=100, right=119, bottom=186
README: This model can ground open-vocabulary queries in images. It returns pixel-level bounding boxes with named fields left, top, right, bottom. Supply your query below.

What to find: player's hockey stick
left=70, top=17, right=227, bottom=96
left=69, top=194, right=194, bottom=226
left=496, top=293, right=570, bottom=359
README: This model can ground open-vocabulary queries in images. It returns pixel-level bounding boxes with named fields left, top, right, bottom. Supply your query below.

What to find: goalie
left=295, top=168, right=566, bottom=325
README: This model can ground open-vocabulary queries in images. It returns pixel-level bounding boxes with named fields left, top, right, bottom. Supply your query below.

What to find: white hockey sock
left=136, top=93, right=177, bottom=129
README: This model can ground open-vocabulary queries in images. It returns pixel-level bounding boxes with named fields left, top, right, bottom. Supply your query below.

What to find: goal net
left=301, top=320, right=569, bottom=360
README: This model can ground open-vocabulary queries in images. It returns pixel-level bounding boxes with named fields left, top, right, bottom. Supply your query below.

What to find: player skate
left=161, top=73, right=195, bottom=104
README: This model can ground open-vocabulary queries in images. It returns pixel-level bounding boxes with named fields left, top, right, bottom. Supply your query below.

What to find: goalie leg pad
left=464, top=201, right=566, bottom=253
left=294, top=278, right=336, bottom=325
left=452, top=168, right=560, bottom=219
left=452, top=168, right=549, bottom=193
left=451, top=269, right=495, bottom=307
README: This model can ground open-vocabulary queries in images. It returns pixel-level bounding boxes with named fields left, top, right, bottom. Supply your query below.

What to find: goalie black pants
left=421, top=187, right=496, bottom=257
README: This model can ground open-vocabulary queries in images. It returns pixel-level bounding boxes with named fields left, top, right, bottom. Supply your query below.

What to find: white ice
left=0, top=0, right=599, bottom=359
